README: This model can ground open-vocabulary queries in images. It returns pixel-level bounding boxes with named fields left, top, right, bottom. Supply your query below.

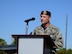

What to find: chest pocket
left=35, top=29, right=45, bottom=35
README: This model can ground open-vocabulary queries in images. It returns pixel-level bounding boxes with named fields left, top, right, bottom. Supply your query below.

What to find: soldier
left=31, top=10, right=64, bottom=54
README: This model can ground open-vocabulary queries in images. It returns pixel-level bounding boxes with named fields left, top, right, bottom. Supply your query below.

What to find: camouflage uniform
left=32, top=24, right=64, bottom=54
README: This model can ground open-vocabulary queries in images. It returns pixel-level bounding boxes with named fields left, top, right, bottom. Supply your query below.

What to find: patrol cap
left=40, top=10, right=51, bottom=17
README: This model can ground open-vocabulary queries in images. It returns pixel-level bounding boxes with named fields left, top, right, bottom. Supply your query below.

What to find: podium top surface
left=12, top=34, right=50, bottom=38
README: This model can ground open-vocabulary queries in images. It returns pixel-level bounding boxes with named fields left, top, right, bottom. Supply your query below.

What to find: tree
left=0, top=38, right=7, bottom=46
left=66, top=49, right=72, bottom=54
left=0, top=38, right=7, bottom=54
left=57, top=48, right=72, bottom=54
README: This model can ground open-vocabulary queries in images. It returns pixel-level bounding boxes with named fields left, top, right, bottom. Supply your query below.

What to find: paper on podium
left=18, top=38, right=43, bottom=54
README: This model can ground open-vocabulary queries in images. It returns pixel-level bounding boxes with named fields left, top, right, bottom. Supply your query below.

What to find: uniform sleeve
left=54, top=29, right=64, bottom=49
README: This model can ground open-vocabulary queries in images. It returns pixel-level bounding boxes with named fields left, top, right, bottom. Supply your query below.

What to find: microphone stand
left=25, top=21, right=29, bottom=35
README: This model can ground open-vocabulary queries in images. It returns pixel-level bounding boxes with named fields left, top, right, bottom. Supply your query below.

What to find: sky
left=0, top=0, right=72, bottom=49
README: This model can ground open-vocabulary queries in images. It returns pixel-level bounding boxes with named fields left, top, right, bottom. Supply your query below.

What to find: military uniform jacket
left=32, top=24, right=64, bottom=49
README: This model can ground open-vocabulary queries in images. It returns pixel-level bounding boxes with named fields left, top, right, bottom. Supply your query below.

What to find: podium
left=12, top=35, right=55, bottom=54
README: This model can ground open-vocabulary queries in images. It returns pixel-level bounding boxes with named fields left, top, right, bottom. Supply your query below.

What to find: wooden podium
left=12, top=35, right=55, bottom=54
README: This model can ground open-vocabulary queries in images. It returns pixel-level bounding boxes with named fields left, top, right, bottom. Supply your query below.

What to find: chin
left=42, top=22, right=45, bottom=24
left=42, top=22, right=48, bottom=25
left=41, top=22, right=44, bottom=24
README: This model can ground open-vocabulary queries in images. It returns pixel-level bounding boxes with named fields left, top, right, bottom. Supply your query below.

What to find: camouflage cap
left=40, top=10, right=51, bottom=17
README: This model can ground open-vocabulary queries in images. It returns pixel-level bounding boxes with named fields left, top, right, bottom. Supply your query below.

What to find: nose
left=41, top=17, right=43, bottom=21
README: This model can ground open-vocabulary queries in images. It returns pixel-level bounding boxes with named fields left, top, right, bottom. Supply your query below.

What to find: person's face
left=40, top=14, right=50, bottom=24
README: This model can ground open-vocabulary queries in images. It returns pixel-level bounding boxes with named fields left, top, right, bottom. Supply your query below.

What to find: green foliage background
left=57, top=48, right=72, bottom=54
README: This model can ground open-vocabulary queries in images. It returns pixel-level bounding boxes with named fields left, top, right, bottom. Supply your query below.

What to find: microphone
left=24, top=17, right=35, bottom=22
